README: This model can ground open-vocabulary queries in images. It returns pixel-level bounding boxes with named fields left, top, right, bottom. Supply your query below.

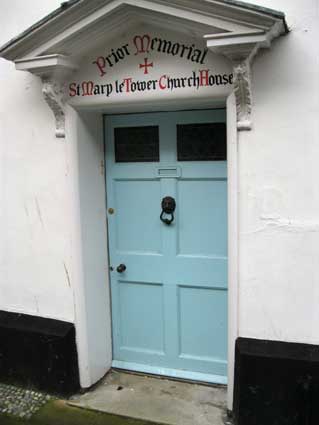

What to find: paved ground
left=0, top=399, right=163, bottom=425
left=69, top=370, right=231, bottom=425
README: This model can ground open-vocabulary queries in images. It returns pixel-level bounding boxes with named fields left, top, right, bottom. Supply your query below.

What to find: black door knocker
left=160, top=196, right=176, bottom=225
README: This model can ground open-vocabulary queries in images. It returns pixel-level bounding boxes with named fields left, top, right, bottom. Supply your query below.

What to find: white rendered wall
left=237, top=0, right=319, bottom=344
left=1, top=0, right=319, bottom=389
left=0, top=2, right=112, bottom=386
left=0, top=0, right=76, bottom=322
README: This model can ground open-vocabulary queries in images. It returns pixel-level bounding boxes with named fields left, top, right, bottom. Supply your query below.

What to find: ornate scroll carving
left=42, top=79, right=67, bottom=138
left=233, top=59, right=252, bottom=131
left=208, top=41, right=260, bottom=131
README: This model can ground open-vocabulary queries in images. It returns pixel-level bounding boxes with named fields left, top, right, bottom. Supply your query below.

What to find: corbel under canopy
left=0, top=0, right=288, bottom=137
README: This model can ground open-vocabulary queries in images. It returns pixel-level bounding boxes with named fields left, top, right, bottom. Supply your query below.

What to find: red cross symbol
left=139, top=57, right=153, bottom=75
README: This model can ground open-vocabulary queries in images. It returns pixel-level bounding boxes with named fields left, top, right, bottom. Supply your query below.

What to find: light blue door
left=105, top=110, right=227, bottom=384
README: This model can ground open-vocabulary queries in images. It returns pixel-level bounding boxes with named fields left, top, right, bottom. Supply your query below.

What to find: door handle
left=116, top=264, right=126, bottom=273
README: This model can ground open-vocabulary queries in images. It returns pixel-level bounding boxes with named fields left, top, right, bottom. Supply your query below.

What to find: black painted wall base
left=233, top=337, right=319, bottom=425
left=0, top=311, right=80, bottom=396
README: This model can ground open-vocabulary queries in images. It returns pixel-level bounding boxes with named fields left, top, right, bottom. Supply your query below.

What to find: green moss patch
left=0, top=400, right=164, bottom=425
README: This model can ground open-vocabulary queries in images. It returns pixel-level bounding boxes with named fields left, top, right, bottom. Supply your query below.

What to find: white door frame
left=226, top=92, right=239, bottom=410
left=66, top=92, right=239, bottom=411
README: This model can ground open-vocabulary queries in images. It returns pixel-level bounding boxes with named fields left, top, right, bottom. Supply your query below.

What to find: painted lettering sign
left=93, top=35, right=208, bottom=76
left=69, top=33, right=233, bottom=101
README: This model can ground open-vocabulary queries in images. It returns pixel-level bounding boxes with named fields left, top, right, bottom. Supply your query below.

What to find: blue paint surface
left=105, top=110, right=227, bottom=382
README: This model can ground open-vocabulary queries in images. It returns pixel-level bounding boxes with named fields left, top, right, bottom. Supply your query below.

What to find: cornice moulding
left=0, top=0, right=288, bottom=61
left=15, top=54, right=78, bottom=78
left=205, top=31, right=268, bottom=47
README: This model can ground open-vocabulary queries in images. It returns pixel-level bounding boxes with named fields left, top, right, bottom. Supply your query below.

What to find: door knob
left=116, top=264, right=126, bottom=273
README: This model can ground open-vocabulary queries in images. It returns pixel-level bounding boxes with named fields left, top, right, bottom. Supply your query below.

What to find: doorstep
left=68, top=370, right=231, bottom=425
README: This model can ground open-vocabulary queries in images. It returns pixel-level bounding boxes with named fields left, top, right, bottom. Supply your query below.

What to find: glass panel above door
left=114, top=126, right=160, bottom=162
left=177, top=122, right=226, bottom=161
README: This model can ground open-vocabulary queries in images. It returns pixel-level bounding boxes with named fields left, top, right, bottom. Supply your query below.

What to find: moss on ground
left=0, top=400, right=164, bottom=425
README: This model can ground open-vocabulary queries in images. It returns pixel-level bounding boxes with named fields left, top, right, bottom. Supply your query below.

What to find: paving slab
left=68, top=370, right=230, bottom=425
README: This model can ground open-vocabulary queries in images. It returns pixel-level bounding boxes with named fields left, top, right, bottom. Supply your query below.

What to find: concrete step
left=68, top=370, right=231, bottom=425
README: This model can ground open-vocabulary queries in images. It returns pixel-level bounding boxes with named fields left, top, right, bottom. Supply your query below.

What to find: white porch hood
left=0, top=0, right=288, bottom=136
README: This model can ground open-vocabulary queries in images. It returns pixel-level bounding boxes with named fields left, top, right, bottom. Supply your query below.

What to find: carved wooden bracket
left=228, top=44, right=259, bottom=131
left=42, top=79, right=67, bottom=138
left=13, top=55, right=78, bottom=138
left=232, top=58, right=253, bottom=131
left=207, top=39, right=260, bottom=131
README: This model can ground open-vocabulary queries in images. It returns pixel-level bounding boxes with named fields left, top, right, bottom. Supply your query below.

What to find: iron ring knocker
left=160, top=210, right=175, bottom=225
left=160, top=196, right=176, bottom=225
